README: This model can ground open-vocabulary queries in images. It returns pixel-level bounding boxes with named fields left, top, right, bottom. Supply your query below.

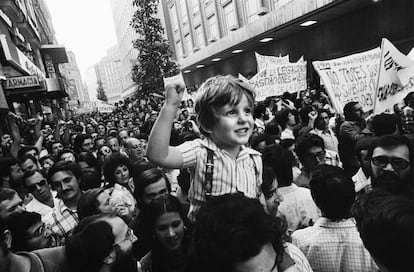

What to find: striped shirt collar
left=200, top=137, right=261, bottom=158
left=314, top=217, right=356, bottom=228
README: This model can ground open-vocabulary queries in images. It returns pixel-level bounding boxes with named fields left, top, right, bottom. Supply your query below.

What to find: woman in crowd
left=278, top=108, right=297, bottom=140
left=138, top=194, right=192, bottom=272
left=103, top=153, right=136, bottom=222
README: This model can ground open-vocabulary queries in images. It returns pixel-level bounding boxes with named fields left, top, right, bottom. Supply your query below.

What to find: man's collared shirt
left=310, top=128, right=339, bottom=154
left=292, top=217, right=378, bottom=272
left=177, top=138, right=263, bottom=221
left=43, top=199, right=79, bottom=245
left=277, top=184, right=320, bottom=233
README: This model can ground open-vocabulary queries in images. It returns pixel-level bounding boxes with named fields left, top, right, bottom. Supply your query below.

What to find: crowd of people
left=0, top=74, right=413, bottom=272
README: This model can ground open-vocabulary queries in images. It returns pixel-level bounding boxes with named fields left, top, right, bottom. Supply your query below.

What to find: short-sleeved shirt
left=43, top=199, right=79, bottom=245
left=177, top=138, right=263, bottom=221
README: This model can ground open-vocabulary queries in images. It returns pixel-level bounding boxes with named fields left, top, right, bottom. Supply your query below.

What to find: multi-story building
left=60, top=51, right=89, bottom=105
left=83, top=65, right=98, bottom=101
left=160, top=0, right=413, bottom=88
left=94, top=45, right=123, bottom=104
left=109, top=0, right=140, bottom=99
left=110, top=0, right=167, bottom=99
left=0, top=0, right=69, bottom=134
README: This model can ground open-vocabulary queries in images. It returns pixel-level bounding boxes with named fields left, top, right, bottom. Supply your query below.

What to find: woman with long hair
left=138, top=194, right=191, bottom=272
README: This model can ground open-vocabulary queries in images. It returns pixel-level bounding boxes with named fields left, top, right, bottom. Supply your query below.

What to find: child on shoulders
left=147, top=75, right=264, bottom=221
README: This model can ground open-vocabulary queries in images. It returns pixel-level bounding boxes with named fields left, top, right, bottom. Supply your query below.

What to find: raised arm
left=7, top=112, right=21, bottom=159
left=146, top=84, right=185, bottom=169
left=33, top=113, right=44, bottom=153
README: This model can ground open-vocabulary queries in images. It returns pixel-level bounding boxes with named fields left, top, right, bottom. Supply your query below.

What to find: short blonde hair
left=195, top=75, right=255, bottom=136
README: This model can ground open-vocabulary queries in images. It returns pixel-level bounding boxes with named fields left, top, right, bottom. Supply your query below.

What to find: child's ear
left=200, top=123, right=212, bottom=134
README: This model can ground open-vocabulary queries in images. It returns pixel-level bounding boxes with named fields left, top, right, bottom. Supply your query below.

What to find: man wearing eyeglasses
left=22, top=170, right=58, bottom=220
left=368, top=135, right=413, bottom=196
left=295, top=133, right=342, bottom=188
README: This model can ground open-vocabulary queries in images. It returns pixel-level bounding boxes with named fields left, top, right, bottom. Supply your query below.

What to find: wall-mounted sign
left=0, top=35, right=46, bottom=80
left=4, top=75, right=40, bottom=89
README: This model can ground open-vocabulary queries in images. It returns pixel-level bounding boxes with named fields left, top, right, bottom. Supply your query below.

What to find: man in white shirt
left=22, top=170, right=58, bottom=219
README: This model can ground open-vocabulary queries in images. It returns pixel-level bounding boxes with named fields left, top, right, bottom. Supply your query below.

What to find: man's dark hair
left=352, top=189, right=413, bottom=272
left=19, top=153, right=38, bottom=166
left=296, top=133, right=325, bottom=163
left=66, top=214, right=115, bottom=272
left=276, top=108, right=294, bottom=130
left=261, top=166, right=276, bottom=199
left=310, top=165, right=355, bottom=221
left=57, top=149, right=75, bottom=161
left=367, top=135, right=413, bottom=164
left=21, top=169, right=45, bottom=186
left=189, top=193, right=287, bottom=272
left=6, top=211, right=42, bottom=252
left=17, top=146, right=38, bottom=162
left=47, top=161, right=82, bottom=184
left=0, top=188, right=17, bottom=202
left=133, top=167, right=171, bottom=207
left=0, top=157, right=20, bottom=180
left=371, top=113, right=398, bottom=136
left=343, top=102, right=359, bottom=121
left=261, top=144, right=294, bottom=186
left=253, top=103, right=267, bottom=119
left=39, top=155, right=54, bottom=166
left=355, top=137, right=375, bottom=163
left=74, top=134, right=92, bottom=154
left=77, top=188, right=105, bottom=220
left=77, top=152, right=101, bottom=174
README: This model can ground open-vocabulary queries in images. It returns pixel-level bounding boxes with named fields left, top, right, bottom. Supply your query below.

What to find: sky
left=44, top=0, right=118, bottom=77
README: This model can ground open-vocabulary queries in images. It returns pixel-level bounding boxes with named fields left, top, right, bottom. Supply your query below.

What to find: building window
left=169, top=4, right=180, bottom=39
left=179, top=0, right=189, bottom=26
left=194, top=25, right=205, bottom=48
left=204, top=0, right=215, bottom=17
left=184, top=33, right=192, bottom=53
left=243, top=0, right=260, bottom=23
left=222, top=1, right=237, bottom=31
left=175, top=41, right=183, bottom=59
left=207, top=14, right=219, bottom=40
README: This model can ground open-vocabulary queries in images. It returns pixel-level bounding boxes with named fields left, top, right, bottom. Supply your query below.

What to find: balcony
left=0, top=0, right=41, bottom=44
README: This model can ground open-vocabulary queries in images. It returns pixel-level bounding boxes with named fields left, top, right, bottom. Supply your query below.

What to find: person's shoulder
left=32, top=246, right=70, bottom=272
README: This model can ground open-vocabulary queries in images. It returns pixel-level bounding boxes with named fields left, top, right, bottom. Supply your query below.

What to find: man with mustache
left=368, top=135, right=413, bottom=197
left=43, top=161, right=82, bottom=245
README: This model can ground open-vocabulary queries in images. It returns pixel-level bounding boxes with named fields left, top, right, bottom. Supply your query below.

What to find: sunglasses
left=27, top=179, right=47, bottom=192
left=372, top=156, right=410, bottom=170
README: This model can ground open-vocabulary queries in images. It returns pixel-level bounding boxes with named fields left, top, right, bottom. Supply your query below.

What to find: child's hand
left=165, top=83, right=185, bottom=107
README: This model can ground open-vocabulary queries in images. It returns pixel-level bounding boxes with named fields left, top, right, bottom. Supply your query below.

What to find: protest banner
left=374, top=38, right=414, bottom=114
left=313, top=48, right=380, bottom=113
left=255, top=52, right=289, bottom=72
left=96, top=101, right=115, bottom=113
left=249, top=61, right=307, bottom=101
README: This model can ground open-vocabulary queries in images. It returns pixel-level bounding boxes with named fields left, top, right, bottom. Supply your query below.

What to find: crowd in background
left=0, top=76, right=413, bottom=272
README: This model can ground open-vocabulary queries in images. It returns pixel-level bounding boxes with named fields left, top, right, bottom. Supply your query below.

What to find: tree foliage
left=131, top=0, right=179, bottom=98
left=96, top=80, right=108, bottom=102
